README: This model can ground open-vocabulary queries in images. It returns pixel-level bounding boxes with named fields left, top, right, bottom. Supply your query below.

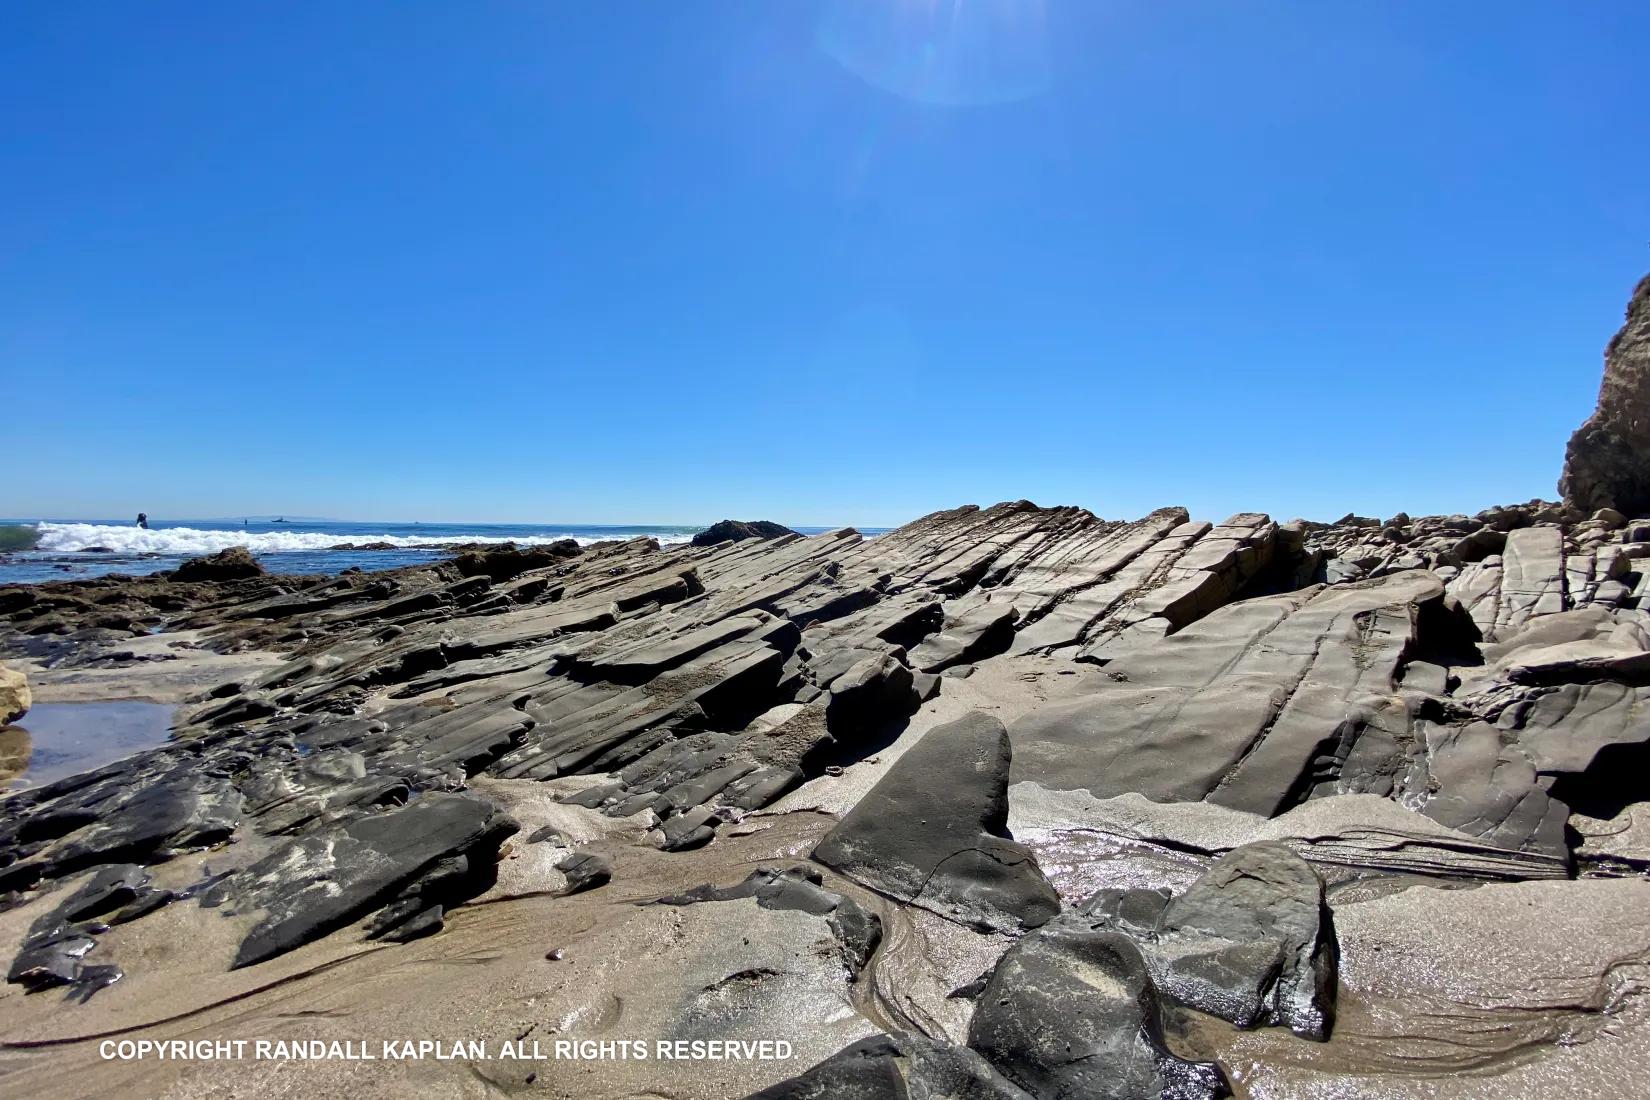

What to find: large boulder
left=966, top=918, right=1229, bottom=1100
left=0, top=662, right=28, bottom=725
left=172, top=545, right=264, bottom=582
left=1561, top=273, right=1650, bottom=516
left=812, top=712, right=1060, bottom=933
left=692, top=519, right=796, bottom=547
left=1082, top=842, right=1338, bottom=1040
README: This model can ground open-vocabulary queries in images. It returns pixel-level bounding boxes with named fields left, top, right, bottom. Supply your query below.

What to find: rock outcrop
left=692, top=519, right=797, bottom=547
left=1562, top=273, right=1650, bottom=516
left=171, top=545, right=265, bottom=582
left=201, top=792, right=517, bottom=967
left=3, top=402, right=1650, bottom=1097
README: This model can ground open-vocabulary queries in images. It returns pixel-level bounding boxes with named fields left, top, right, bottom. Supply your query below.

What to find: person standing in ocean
left=136, top=513, right=148, bottom=529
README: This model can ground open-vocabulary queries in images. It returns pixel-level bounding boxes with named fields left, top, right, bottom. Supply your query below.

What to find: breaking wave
left=0, top=525, right=41, bottom=552
left=32, top=523, right=691, bottom=556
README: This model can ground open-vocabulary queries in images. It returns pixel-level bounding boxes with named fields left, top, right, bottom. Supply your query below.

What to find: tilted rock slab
left=202, top=792, right=517, bottom=968
left=812, top=712, right=1060, bottom=934
left=1009, top=570, right=1578, bottom=857
left=1010, top=571, right=1447, bottom=813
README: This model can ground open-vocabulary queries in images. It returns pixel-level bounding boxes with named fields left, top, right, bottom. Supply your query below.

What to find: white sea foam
left=32, top=523, right=691, bottom=556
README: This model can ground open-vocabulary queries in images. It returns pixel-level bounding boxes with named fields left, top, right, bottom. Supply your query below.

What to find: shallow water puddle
left=0, top=701, right=176, bottom=789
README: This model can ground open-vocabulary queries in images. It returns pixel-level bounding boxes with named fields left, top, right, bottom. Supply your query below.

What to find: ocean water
left=0, top=519, right=871, bottom=586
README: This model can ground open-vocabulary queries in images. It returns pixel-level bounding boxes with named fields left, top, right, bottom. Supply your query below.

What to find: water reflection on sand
left=1, top=701, right=175, bottom=790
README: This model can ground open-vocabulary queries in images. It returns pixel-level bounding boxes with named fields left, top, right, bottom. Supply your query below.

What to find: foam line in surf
left=32, top=523, right=690, bottom=555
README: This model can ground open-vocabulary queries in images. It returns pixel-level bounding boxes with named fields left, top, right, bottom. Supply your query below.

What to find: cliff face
left=1560, top=273, right=1650, bottom=516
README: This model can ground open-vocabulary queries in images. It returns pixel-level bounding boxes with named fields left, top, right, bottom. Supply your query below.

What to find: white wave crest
left=33, top=523, right=689, bottom=556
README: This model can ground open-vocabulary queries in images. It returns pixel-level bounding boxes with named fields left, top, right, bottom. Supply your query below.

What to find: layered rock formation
left=2, top=277, right=1649, bottom=1098
left=2, top=486, right=1647, bottom=1096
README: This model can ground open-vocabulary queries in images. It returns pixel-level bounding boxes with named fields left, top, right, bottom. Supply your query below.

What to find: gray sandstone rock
left=1081, top=841, right=1337, bottom=1039
left=813, top=712, right=1060, bottom=933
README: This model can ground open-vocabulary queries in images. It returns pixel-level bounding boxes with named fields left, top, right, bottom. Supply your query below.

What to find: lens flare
left=817, top=0, right=1052, bottom=106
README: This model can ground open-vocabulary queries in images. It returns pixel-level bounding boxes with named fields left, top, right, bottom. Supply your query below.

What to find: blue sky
left=3, top=2, right=1647, bottom=527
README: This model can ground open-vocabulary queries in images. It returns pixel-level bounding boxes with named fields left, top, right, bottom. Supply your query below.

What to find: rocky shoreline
left=1, top=278, right=1649, bottom=1098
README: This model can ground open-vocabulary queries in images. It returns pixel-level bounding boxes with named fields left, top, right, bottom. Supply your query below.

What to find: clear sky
left=4, top=2, right=1648, bottom=528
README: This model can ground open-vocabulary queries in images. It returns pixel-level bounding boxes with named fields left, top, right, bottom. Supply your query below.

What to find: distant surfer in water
left=136, top=512, right=148, bottom=529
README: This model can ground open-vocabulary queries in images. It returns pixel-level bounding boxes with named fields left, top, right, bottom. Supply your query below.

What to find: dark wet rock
left=1562, top=273, right=1650, bottom=516
left=657, top=805, right=719, bottom=851
left=813, top=712, right=1059, bottom=933
left=691, top=519, right=796, bottom=547
left=526, top=823, right=569, bottom=845
left=823, top=649, right=919, bottom=734
left=745, top=1033, right=1031, bottom=1100
left=6, top=864, right=166, bottom=996
left=371, top=902, right=445, bottom=943
left=173, top=546, right=264, bottom=582
left=201, top=792, right=516, bottom=968
left=12, top=772, right=244, bottom=884
left=1082, top=842, right=1337, bottom=1039
left=966, top=917, right=1229, bottom=1100
left=657, top=865, right=882, bottom=978
left=554, top=849, right=612, bottom=895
